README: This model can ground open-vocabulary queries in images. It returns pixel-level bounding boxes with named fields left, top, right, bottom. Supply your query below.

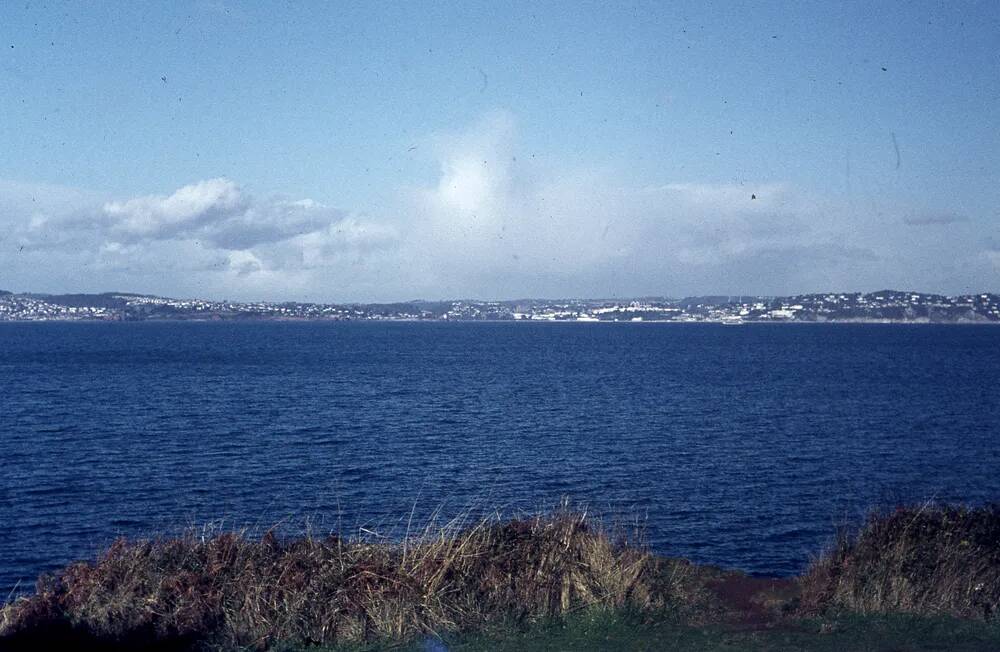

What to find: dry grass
left=6, top=503, right=997, bottom=650
left=800, top=503, right=1000, bottom=621
left=0, top=509, right=700, bottom=650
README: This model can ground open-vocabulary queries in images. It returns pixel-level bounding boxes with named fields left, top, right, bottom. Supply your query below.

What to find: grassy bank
left=413, top=609, right=1000, bottom=652
left=1, top=505, right=998, bottom=651
left=800, top=504, right=1000, bottom=620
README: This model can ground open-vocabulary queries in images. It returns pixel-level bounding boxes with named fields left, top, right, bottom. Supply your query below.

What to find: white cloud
left=227, top=249, right=263, bottom=276
left=431, top=112, right=515, bottom=214
left=97, top=178, right=361, bottom=251
left=390, top=112, right=869, bottom=297
left=0, top=111, right=995, bottom=300
left=103, top=178, right=245, bottom=241
left=0, top=177, right=400, bottom=299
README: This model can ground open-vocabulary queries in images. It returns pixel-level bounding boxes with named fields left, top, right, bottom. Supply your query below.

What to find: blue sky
left=1, top=1, right=998, bottom=301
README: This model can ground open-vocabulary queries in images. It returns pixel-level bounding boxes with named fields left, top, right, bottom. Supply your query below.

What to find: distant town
left=1, top=289, right=999, bottom=324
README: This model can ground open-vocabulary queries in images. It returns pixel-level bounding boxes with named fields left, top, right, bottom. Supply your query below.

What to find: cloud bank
left=1, top=111, right=996, bottom=300
left=4, top=176, right=399, bottom=299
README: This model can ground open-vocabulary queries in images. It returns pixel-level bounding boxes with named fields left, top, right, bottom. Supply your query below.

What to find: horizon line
left=3, top=287, right=998, bottom=306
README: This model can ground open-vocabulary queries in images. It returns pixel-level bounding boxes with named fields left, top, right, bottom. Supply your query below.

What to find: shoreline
left=2, top=317, right=1000, bottom=325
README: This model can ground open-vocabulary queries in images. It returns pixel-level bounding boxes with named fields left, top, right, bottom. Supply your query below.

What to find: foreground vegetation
left=424, top=609, right=1000, bottom=652
left=1, top=505, right=998, bottom=651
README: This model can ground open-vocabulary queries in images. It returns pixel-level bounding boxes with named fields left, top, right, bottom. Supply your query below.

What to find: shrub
left=800, top=504, right=1000, bottom=621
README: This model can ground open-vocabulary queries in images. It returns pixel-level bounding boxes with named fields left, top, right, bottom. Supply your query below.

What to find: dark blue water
left=2, top=322, right=999, bottom=595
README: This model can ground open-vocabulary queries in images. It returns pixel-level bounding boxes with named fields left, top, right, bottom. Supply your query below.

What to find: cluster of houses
left=0, top=296, right=114, bottom=321
left=1, top=290, right=998, bottom=323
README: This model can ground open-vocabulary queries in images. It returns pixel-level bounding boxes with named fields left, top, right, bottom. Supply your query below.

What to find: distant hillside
left=0, top=289, right=998, bottom=323
left=676, top=295, right=761, bottom=309
left=24, top=293, right=131, bottom=309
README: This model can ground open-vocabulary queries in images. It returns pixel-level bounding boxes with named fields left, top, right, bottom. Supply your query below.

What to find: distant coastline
left=1, top=289, right=999, bottom=324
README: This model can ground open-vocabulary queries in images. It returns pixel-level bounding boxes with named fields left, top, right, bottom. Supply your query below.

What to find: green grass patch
left=410, top=608, right=1000, bottom=652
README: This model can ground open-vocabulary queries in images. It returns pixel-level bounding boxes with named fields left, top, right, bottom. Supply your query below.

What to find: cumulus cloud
left=1, top=111, right=995, bottom=300
left=98, top=178, right=361, bottom=250
left=1, top=177, right=400, bottom=299
left=103, top=178, right=245, bottom=241
left=390, top=111, right=876, bottom=297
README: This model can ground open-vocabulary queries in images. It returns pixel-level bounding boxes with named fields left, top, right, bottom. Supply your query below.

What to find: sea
left=2, top=321, right=999, bottom=597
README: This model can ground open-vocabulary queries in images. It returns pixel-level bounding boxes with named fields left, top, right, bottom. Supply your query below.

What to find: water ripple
left=0, top=322, right=998, bottom=597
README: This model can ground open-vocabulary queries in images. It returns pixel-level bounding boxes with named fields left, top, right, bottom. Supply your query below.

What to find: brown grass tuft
left=0, top=509, right=689, bottom=650
left=800, top=503, right=1000, bottom=621
left=8, top=503, right=996, bottom=650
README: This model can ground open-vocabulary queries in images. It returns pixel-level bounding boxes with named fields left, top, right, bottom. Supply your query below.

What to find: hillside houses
left=1, top=290, right=998, bottom=323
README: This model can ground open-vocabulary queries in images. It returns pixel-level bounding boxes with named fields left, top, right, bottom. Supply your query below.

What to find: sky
left=1, top=1, right=999, bottom=302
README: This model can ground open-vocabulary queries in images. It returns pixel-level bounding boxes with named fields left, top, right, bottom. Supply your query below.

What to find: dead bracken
left=0, top=509, right=707, bottom=650
left=1, top=504, right=998, bottom=651
left=800, top=503, right=1000, bottom=620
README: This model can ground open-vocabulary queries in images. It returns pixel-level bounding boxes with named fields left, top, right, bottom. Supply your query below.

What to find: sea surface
left=2, top=321, right=999, bottom=596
